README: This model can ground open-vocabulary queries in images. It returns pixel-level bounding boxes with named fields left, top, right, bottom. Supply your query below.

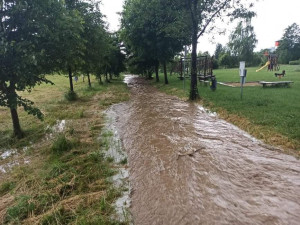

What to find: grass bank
left=153, top=65, right=300, bottom=154
left=0, top=75, right=130, bottom=224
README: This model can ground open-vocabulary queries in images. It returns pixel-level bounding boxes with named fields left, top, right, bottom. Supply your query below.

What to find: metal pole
left=240, top=77, right=244, bottom=100
left=183, top=46, right=188, bottom=91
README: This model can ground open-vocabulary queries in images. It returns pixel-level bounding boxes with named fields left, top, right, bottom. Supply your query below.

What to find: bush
left=212, top=59, right=219, bottom=69
left=0, top=181, right=16, bottom=196
left=5, top=195, right=35, bottom=223
left=289, top=59, right=300, bottom=65
left=51, top=135, right=73, bottom=154
left=64, top=90, right=78, bottom=101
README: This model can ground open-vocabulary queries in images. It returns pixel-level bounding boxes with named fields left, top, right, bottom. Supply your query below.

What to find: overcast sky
left=101, top=0, right=300, bottom=54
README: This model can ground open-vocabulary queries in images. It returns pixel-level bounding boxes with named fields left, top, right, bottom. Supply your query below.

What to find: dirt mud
left=109, top=75, right=300, bottom=225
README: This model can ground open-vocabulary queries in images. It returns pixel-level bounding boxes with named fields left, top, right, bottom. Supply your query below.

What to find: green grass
left=153, top=65, right=300, bottom=151
left=0, top=75, right=129, bottom=149
left=0, top=75, right=130, bottom=224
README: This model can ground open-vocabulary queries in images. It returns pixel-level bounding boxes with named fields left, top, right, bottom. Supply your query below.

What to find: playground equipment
left=173, top=55, right=216, bottom=91
left=178, top=56, right=214, bottom=81
left=256, top=40, right=281, bottom=73
left=256, top=61, right=270, bottom=72
left=275, top=70, right=286, bottom=79
left=256, top=53, right=280, bottom=72
left=267, top=54, right=280, bottom=71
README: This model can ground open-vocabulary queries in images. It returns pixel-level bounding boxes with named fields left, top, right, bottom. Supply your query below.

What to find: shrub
left=5, top=195, right=35, bottom=223
left=64, top=90, right=78, bottom=101
left=289, top=59, right=300, bottom=65
left=0, top=181, right=16, bottom=196
left=41, top=207, right=75, bottom=225
left=51, top=135, right=73, bottom=154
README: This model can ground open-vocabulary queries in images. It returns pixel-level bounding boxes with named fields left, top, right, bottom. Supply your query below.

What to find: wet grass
left=153, top=65, right=300, bottom=153
left=0, top=75, right=130, bottom=224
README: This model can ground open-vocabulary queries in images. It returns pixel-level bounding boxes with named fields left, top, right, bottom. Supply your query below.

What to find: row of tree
left=120, top=0, right=257, bottom=99
left=277, top=23, right=300, bottom=64
left=214, top=22, right=300, bottom=68
left=0, top=0, right=124, bottom=138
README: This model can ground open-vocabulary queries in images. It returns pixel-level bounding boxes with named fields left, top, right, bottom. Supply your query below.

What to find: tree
left=186, top=0, right=256, bottom=100
left=214, top=43, right=225, bottom=60
left=277, top=23, right=300, bottom=64
left=228, top=19, right=257, bottom=64
left=121, top=0, right=191, bottom=84
left=219, top=53, right=238, bottom=68
left=105, top=34, right=126, bottom=79
left=54, top=0, right=85, bottom=93
left=79, top=1, right=107, bottom=87
left=0, top=0, right=67, bottom=138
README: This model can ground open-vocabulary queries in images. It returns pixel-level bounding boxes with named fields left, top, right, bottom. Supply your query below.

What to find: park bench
left=259, top=81, right=293, bottom=88
left=198, top=74, right=214, bottom=81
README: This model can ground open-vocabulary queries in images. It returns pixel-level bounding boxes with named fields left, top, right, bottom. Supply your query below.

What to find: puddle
left=0, top=150, right=17, bottom=160
left=49, top=119, right=66, bottom=133
left=45, top=119, right=67, bottom=140
left=0, top=120, right=66, bottom=176
left=109, top=75, right=300, bottom=225
left=0, top=158, right=30, bottom=174
left=102, top=107, right=132, bottom=223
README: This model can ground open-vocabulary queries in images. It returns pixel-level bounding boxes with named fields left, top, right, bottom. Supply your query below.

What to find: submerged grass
left=0, top=75, right=130, bottom=224
left=153, top=65, right=300, bottom=153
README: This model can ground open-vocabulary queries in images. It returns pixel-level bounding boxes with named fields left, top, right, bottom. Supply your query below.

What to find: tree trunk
left=68, top=66, right=74, bottom=92
left=105, top=72, right=110, bottom=83
left=8, top=82, right=23, bottom=138
left=163, top=61, right=169, bottom=84
left=10, top=107, right=23, bottom=139
left=109, top=73, right=113, bottom=80
left=98, top=74, right=103, bottom=84
left=87, top=72, right=91, bottom=87
left=155, top=61, right=160, bottom=82
left=147, top=70, right=152, bottom=79
left=190, top=6, right=199, bottom=100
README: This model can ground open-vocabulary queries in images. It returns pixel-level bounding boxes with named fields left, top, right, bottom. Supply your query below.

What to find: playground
left=153, top=64, right=300, bottom=152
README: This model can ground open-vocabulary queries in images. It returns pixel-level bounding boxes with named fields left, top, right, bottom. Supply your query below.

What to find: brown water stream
left=109, top=75, right=300, bottom=225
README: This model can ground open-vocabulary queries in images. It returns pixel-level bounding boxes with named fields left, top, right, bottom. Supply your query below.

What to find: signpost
left=239, top=61, right=247, bottom=100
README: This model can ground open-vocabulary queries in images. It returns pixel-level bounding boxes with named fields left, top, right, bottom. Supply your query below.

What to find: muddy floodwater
left=109, top=75, right=300, bottom=225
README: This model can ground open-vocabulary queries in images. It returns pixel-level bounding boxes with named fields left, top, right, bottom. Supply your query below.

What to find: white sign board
left=239, top=61, right=245, bottom=77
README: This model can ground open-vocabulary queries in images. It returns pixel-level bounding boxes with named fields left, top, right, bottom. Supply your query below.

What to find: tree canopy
left=186, top=0, right=256, bottom=100
left=0, top=0, right=123, bottom=138
left=0, top=0, right=70, bottom=137
left=228, top=19, right=257, bottom=63
left=121, top=0, right=191, bottom=83
left=277, top=23, right=300, bottom=64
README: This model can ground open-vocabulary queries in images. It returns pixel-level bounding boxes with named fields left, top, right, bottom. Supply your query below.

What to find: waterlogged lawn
left=0, top=75, right=130, bottom=224
left=0, top=75, right=129, bottom=148
left=153, top=65, right=300, bottom=151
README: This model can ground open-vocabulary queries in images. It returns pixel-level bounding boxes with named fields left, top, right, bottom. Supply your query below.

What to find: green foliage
left=228, top=20, right=257, bottom=64
left=120, top=158, right=128, bottom=165
left=0, top=0, right=64, bottom=135
left=5, top=195, right=35, bottom=223
left=219, top=53, right=238, bottom=68
left=41, top=207, right=75, bottom=225
left=277, top=23, right=300, bottom=64
left=289, top=59, right=300, bottom=65
left=64, top=90, right=78, bottom=101
left=51, top=135, right=73, bottom=154
left=0, top=181, right=16, bottom=196
left=186, top=0, right=256, bottom=100
left=121, top=0, right=191, bottom=75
